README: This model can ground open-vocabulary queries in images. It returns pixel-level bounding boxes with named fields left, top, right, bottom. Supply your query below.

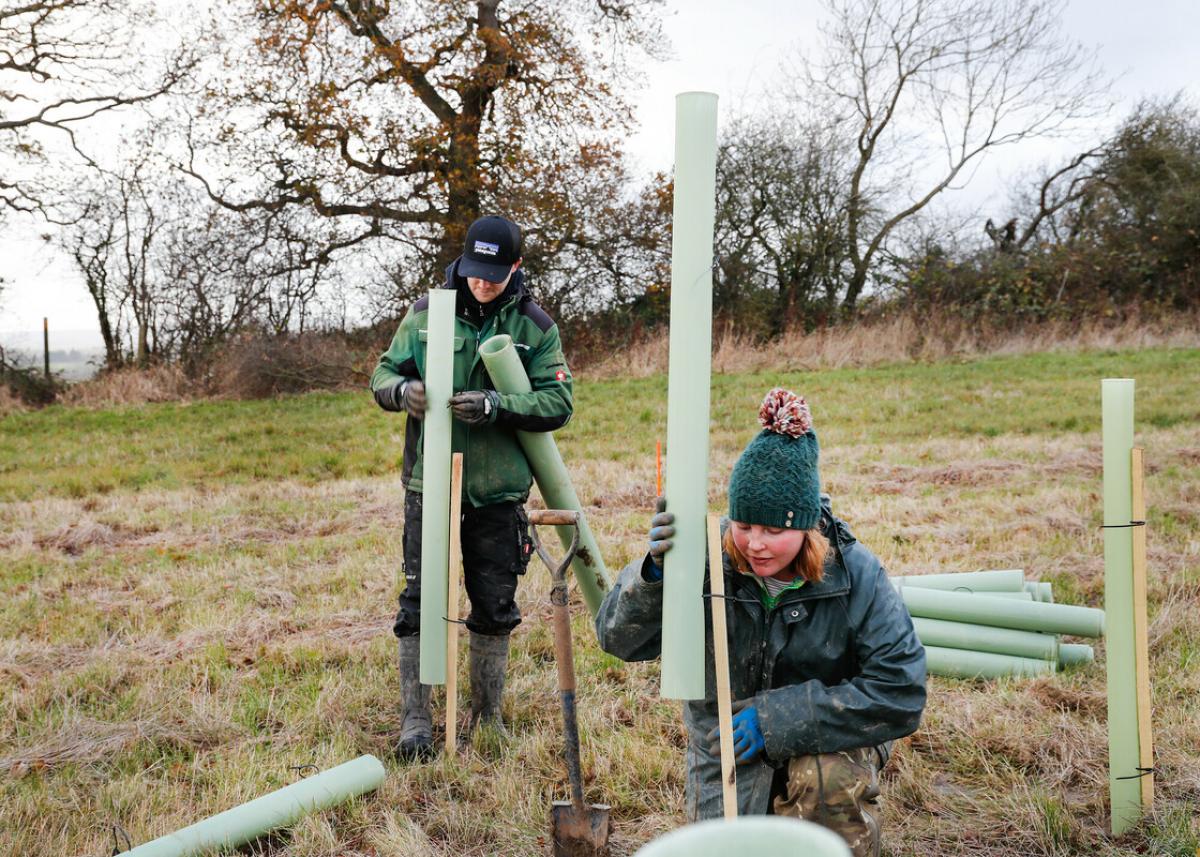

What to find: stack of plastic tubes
left=891, top=569, right=1102, bottom=680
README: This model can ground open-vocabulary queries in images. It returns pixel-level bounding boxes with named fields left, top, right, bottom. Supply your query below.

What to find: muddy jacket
left=370, top=262, right=573, bottom=508
left=595, top=497, right=926, bottom=820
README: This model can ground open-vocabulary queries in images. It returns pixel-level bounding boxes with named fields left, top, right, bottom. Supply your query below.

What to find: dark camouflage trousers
left=772, top=746, right=884, bottom=857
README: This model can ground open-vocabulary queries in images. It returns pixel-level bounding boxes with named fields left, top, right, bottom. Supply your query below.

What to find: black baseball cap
left=459, top=215, right=522, bottom=282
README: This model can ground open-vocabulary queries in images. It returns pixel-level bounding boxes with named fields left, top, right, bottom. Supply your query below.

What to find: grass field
left=1, top=346, right=1198, bottom=856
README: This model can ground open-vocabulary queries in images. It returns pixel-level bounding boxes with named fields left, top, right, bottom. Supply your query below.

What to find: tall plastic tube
left=123, top=756, right=386, bottom=857
left=923, top=646, right=1055, bottom=680
left=419, top=289, right=456, bottom=685
left=661, top=91, right=719, bottom=701
left=898, top=586, right=1104, bottom=637
left=477, top=334, right=610, bottom=616
left=911, top=617, right=1059, bottom=661
left=635, top=817, right=851, bottom=857
left=1103, top=378, right=1142, bottom=834
left=891, top=569, right=1025, bottom=592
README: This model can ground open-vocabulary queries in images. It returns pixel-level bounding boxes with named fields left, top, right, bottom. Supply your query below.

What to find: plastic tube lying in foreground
left=477, top=334, right=610, bottom=617
left=923, top=646, right=1055, bottom=680
left=122, top=755, right=386, bottom=857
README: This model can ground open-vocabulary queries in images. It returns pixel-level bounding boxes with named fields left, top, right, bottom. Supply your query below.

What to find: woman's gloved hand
left=644, top=496, right=675, bottom=582
left=706, top=699, right=765, bottom=764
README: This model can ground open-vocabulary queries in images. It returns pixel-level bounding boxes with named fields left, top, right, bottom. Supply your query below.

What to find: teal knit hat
left=728, top=388, right=820, bottom=530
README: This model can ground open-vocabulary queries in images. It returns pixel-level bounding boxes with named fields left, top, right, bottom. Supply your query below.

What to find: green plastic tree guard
left=923, top=645, right=1055, bottom=680
left=1040, top=582, right=1054, bottom=603
left=891, top=569, right=1025, bottom=592
left=419, top=289, right=456, bottom=685
left=1103, top=378, right=1142, bottom=834
left=661, top=91, right=719, bottom=701
left=477, top=334, right=610, bottom=616
left=1059, top=643, right=1095, bottom=668
left=123, top=755, right=386, bottom=857
left=911, top=617, right=1059, bottom=661
left=898, top=586, right=1104, bottom=637
left=634, top=817, right=851, bottom=857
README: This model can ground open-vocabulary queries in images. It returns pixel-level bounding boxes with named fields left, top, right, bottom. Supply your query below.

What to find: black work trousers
left=393, top=490, right=533, bottom=638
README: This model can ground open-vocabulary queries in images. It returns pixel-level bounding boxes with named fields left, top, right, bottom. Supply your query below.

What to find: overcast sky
left=2, top=0, right=1198, bottom=348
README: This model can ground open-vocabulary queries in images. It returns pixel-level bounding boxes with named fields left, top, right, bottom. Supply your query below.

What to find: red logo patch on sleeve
left=555, top=370, right=567, bottom=381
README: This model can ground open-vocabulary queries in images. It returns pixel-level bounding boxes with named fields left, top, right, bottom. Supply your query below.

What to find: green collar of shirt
left=755, top=575, right=807, bottom=611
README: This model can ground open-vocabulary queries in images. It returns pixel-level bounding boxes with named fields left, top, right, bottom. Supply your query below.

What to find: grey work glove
left=374, top=379, right=426, bottom=418
left=448, top=390, right=500, bottom=426
left=644, top=496, right=675, bottom=581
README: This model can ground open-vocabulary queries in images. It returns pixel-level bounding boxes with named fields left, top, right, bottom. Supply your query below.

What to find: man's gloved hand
left=706, top=699, right=765, bottom=764
left=375, top=380, right=426, bottom=417
left=448, top=390, right=500, bottom=426
left=373, top=381, right=405, bottom=413
left=643, top=496, right=675, bottom=582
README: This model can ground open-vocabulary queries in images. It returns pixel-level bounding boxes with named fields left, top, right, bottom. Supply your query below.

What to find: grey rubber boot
left=468, top=631, right=510, bottom=735
left=396, top=636, right=435, bottom=761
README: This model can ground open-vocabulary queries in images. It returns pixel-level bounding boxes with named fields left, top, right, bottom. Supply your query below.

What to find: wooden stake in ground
left=445, top=453, right=464, bottom=755
left=706, top=515, right=737, bottom=819
left=1130, top=447, right=1154, bottom=808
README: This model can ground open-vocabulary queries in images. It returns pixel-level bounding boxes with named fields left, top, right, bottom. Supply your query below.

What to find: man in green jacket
left=371, top=215, right=573, bottom=760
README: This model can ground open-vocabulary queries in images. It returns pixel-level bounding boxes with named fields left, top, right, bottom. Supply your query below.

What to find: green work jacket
left=370, top=263, right=573, bottom=508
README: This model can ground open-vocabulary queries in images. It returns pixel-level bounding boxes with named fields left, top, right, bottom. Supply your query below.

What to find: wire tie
left=1115, top=767, right=1157, bottom=780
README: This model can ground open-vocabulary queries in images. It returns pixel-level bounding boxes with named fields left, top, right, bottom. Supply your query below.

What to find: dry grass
left=60, top=363, right=194, bottom=408
left=1, top=347, right=1198, bottom=855
left=582, top=312, right=1200, bottom=378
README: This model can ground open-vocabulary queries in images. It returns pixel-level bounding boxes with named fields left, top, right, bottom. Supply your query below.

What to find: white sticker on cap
left=474, top=240, right=500, bottom=256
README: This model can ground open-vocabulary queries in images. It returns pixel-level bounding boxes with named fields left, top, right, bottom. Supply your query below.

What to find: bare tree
left=713, top=113, right=851, bottom=330
left=799, top=0, right=1108, bottom=313
left=0, top=0, right=190, bottom=221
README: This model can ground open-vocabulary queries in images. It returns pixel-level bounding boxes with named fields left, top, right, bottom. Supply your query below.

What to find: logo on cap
left=474, top=240, right=500, bottom=256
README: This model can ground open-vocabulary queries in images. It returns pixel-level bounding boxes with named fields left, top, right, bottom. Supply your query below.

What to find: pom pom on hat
left=758, top=388, right=813, bottom=438
left=729, top=387, right=820, bottom=530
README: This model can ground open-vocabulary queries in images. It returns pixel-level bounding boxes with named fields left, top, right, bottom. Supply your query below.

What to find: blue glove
left=706, top=700, right=765, bottom=763
left=644, top=496, right=674, bottom=582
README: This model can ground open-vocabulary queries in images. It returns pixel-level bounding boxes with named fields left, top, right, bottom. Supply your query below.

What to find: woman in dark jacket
left=595, top=389, right=926, bottom=857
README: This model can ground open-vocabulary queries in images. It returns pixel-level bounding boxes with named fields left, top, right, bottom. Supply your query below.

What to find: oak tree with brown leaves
left=186, top=0, right=666, bottom=314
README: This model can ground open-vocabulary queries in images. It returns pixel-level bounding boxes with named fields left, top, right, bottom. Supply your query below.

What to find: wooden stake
left=1130, top=447, right=1154, bottom=807
left=445, top=453, right=464, bottom=756
left=707, top=515, right=737, bottom=819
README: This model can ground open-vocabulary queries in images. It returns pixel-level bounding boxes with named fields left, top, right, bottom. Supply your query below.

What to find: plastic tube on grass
left=898, top=585, right=1104, bottom=638
left=477, top=334, right=610, bottom=616
left=923, top=646, right=1055, bottom=680
left=891, top=569, right=1025, bottom=592
left=911, top=617, right=1059, bottom=661
left=1059, top=643, right=1095, bottom=668
left=660, top=91, right=719, bottom=701
left=418, top=289, right=456, bottom=685
left=123, top=755, right=385, bottom=857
